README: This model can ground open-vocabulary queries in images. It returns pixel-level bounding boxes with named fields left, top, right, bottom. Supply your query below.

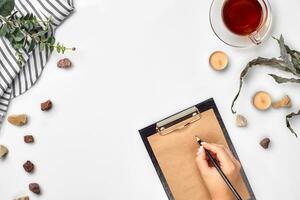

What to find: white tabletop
left=1, top=0, right=300, bottom=199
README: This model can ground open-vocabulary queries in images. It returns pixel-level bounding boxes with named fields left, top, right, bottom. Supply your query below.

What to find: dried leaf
left=276, top=35, right=295, bottom=72
left=231, top=36, right=300, bottom=137
left=269, top=74, right=300, bottom=84
left=231, top=57, right=290, bottom=114
left=280, top=40, right=300, bottom=72
left=274, top=36, right=300, bottom=74
left=286, top=110, right=300, bottom=138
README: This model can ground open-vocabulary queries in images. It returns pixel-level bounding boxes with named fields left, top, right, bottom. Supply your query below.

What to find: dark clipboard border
left=139, top=98, right=256, bottom=200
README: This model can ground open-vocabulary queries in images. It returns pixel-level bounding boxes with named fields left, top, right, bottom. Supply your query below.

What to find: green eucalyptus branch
left=0, top=10, right=75, bottom=65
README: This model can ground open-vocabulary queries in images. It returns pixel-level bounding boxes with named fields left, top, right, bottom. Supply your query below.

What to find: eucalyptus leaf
left=13, top=42, right=23, bottom=49
left=0, top=0, right=15, bottom=17
left=0, top=10, right=75, bottom=65
left=286, top=110, right=300, bottom=138
left=286, top=47, right=300, bottom=72
left=48, top=36, right=55, bottom=45
left=277, top=35, right=294, bottom=71
left=37, top=29, right=48, bottom=37
left=0, top=23, right=9, bottom=36
left=269, top=74, right=300, bottom=84
left=13, top=29, right=24, bottom=42
left=28, top=40, right=35, bottom=52
left=273, top=36, right=300, bottom=76
left=40, top=42, right=45, bottom=51
left=7, top=34, right=13, bottom=43
left=61, top=46, right=66, bottom=54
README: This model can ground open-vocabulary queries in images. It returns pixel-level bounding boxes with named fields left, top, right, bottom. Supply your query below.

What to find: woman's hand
left=196, top=142, right=241, bottom=200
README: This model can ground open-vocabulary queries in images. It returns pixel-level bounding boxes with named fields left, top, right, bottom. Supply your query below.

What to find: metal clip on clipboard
left=156, top=106, right=201, bottom=136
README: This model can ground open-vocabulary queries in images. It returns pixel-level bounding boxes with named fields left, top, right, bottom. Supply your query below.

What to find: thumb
left=196, top=146, right=210, bottom=173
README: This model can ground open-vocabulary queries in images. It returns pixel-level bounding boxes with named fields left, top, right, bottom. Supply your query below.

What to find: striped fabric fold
left=0, top=0, right=74, bottom=123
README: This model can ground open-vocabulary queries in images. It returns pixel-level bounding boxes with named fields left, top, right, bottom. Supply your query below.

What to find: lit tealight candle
left=253, top=91, right=272, bottom=111
left=209, top=51, right=229, bottom=71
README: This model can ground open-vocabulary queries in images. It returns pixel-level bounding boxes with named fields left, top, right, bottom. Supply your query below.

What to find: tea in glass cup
left=210, top=0, right=272, bottom=48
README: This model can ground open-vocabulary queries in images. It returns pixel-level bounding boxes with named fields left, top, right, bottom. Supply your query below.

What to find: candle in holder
left=209, top=51, right=229, bottom=71
left=253, top=91, right=272, bottom=110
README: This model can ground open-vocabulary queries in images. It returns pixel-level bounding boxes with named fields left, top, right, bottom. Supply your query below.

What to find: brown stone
left=260, top=138, right=271, bottom=149
left=24, top=135, right=34, bottom=143
left=57, top=58, right=72, bottom=68
left=29, top=183, right=40, bottom=194
left=23, top=160, right=34, bottom=173
left=41, top=100, right=52, bottom=111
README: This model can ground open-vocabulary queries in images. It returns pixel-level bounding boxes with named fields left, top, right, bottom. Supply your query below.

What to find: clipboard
left=139, top=98, right=256, bottom=200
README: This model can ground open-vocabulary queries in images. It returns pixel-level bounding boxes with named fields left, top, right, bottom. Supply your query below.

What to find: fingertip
left=196, top=146, right=205, bottom=160
left=201, top=142, right=212, bottom=150
left=196, top=152, right=209, bottom=171
left=197, top=146, right=204, bottom=155
left=197, top=147, right=201, bottom=156
left=195, top=151, right=201, bottom=163
left=201, top=142, right=207, bottom=146
left=200, top=147, right=208, bottom=161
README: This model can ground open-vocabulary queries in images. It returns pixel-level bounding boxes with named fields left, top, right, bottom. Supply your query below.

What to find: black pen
left=195, top=136, right=242, bottom=200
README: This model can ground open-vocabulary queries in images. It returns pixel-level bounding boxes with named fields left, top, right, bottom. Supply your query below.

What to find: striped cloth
left=0, top=0, right=74, bottom=124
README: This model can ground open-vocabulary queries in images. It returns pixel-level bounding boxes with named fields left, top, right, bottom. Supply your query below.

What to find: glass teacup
left=209, top=0, right=272, bottom=48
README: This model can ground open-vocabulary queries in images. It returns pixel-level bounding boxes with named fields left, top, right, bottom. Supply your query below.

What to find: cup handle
left=249, top=31, right=262, bottom=45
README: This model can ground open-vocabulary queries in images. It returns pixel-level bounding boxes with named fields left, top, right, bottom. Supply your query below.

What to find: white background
left=1, top=0, right=300, bottom=199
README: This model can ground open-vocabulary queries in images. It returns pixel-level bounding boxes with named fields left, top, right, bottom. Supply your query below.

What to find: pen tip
left=195, top=136, right=201, bottom=142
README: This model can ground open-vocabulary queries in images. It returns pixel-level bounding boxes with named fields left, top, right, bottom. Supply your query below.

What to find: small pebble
left=29, top=183, right=41, bottom=195
left=235, top=114, right=247, bottom=127
left=24, top=135, right=34, bottom=143
left=0, top=145, right=8, bottom=158
left=15, top=196, right=29, bottom=200
left=57, top=58, right=72, bottom=68
left=41, top=100, right=52, bottom=111
left=8, top=114, right=27, bottom=126
left=23, top=160, right=34, bottom=173
left=260, top=138, right=271, bottom=149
